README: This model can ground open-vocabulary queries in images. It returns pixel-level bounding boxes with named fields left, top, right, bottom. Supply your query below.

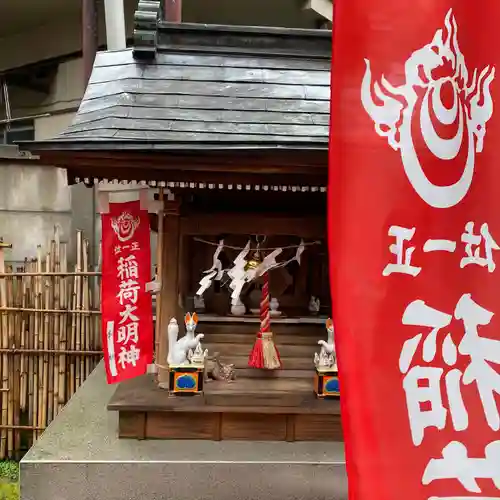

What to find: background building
left=0, top=0, right=332, bottom=266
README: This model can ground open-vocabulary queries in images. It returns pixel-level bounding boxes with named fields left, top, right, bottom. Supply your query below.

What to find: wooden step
left=202, top=332, right=318, bottom=345
left=205, top=343, right=316, bottom=357
left=109, top=374, right=340, bottom=415
left=200, top=323, right=325, bottom=336
left=205, top=377, right=314, bottom=407
left=236, top=368, right=311, bottom=379
left=219, top=355, right=314, bottom=371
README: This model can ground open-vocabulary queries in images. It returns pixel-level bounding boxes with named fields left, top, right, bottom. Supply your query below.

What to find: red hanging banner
left=329, top=3, right=500, bottom=500
left=101, top=200, right=154, bottom=384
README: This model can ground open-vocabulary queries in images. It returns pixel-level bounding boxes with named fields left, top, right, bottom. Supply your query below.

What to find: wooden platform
left=108, top=317, right=342, bottom=442
left=108, top=373, right=342, bottom=442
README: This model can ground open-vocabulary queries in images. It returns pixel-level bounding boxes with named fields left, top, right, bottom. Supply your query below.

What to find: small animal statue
left=204, top=352, right=236, bottom=382
left=314, top=318, right=336, bottom=369
left=188, top=343, right=209, bottom=366
left=318, top=317, right=335, bottom=355
left=167, top=313, right=204, bottom=366
left=193, top=294, right=206, bottom=312
left=309, top=296, right=321, bottom=315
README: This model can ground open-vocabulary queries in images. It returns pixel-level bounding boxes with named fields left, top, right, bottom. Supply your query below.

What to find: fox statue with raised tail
left=167, top=312, right=204, bottom=366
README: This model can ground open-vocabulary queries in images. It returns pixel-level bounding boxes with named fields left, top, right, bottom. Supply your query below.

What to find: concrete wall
left=5, top=59, right=85, bottom=121
left=0, top=110, right=95, bottom=267
left=36, top=113, right=97, bottom=267
left=0, top=158, right=72, bottom=266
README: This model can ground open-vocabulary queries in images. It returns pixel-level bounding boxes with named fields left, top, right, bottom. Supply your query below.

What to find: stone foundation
left=20, top=362, right=347, bottom=500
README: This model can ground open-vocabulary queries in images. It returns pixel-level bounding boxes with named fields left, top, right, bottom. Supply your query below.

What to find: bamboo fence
left=0, top=227, right=102, bottom=460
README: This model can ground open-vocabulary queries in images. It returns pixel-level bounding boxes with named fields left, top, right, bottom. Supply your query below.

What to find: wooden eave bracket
left=303, top=0, right=333, bottom=22
left=133, top=0, right=161, bottom=61
left=146, top=280, right=161, bottom=294
left=0, top=239, right=12, bottom=249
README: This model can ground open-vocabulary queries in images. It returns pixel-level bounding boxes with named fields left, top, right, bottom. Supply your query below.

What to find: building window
left=0, top=120, right=35, bottom=145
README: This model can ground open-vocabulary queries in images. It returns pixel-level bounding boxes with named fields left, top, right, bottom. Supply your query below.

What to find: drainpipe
left=164, top=0, right=182, bottom=22
left=103, top=0, right=127, bottom=50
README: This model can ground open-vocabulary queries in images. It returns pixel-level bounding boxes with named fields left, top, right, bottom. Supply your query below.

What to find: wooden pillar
left=154, top=190, right=164, bottom=358
left=157, top=198, right=181, bottom=387
left=164, top=0, right=182, bottom=22
left=82, top=0, right=98, bottom=84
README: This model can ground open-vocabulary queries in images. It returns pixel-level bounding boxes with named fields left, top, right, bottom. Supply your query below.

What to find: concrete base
left=20, top=362, right=347, bottom=500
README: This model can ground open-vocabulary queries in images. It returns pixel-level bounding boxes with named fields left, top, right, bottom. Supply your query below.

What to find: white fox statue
left=318, top=317, right=335, bottom=355
left=314, top=318, right=336, bottom=369
left=167, top=312, right=205, bottom=366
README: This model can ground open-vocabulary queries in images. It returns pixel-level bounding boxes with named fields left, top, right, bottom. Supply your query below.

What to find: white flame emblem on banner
left=361, top=9, right=495, bottom=209
left=111, top=211, right=140, bottom=242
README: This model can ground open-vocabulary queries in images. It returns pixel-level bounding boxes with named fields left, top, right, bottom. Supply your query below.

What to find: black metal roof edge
left=156, top=21, right=331, bottom=59
left=133, top=0, right=161, bottom=61
left=18, top=140, right=328, bottom=153
left=132, top=9, right=331, bottom=62
left=158, top=21, right=332, bottom=38
left=154, top=42, right=330, bottom=60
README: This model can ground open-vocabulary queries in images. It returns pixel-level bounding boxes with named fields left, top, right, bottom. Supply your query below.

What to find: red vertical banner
left=101, top=200, right=153, bottom=384
left=329, top=3, right=500, bottom=500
